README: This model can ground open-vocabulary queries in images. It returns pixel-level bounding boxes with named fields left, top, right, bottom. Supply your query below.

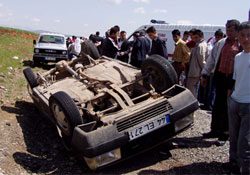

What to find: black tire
left=49, top=91, right=83, bottom=137
left=141, top=55, right=178, bottom=93
left=81, top=40, right=100, bottom=59
left=23, top=68, right=39, bottom=88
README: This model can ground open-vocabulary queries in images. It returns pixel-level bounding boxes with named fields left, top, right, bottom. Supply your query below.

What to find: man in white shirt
left=227, top=21, right=250, bottom=174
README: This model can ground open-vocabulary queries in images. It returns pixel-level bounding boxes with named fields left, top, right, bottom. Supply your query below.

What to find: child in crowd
left=227, top=21, right=250, bottom=174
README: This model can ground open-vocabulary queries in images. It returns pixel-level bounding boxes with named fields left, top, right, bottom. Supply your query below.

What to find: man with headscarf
left=68, top=38, right=81, bottom=60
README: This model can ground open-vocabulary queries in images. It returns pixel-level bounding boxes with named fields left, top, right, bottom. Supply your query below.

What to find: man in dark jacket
left=146, top=26, right=168, bottom=59
left=95, top=31, right=104, bottom=42
left=117, top=31, right=131, bottom=63
left=101, top=27, right=119, bottom=59
left=130, top=31, right=150, bottom=68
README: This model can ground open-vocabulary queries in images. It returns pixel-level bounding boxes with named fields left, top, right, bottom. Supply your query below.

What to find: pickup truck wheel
left=49, top=91, right=83, bottom=148
left=23, top=68, right=39, bottom=88
left=141, top=55, right=178, bottom=92
left=81, top=40, right=100, bottom=59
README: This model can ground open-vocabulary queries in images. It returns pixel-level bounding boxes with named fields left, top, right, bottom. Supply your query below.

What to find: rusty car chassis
left=23, top=54, right=199, bottom=170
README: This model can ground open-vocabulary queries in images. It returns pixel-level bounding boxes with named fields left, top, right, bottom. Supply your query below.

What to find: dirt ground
left=0, top=66, right=230, bottom=175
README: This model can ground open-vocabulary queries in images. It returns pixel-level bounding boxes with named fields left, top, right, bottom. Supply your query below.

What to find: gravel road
left=0, top=99, right=230, bottom=175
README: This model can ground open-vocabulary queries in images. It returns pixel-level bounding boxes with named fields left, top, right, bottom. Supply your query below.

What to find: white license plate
left=45, top=57, right=56, bottom=61
left=128, top=114, right=170, bottom=141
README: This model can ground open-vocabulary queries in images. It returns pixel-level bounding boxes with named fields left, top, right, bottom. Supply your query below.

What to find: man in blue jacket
left=146, top=26, right=168, bottom=59
left=130, top=31, right=150, bottom=68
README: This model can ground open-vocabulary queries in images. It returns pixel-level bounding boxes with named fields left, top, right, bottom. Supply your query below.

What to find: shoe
left=215, top=140, right=226, bottom=146
left=230, top=167, right=241, bottom=175
left=202, top=131, right=220, bottom=138
left=222, top=162, right=240, bottom=174
left=159, top=148, right=172, bottom=159
left=215, top=134, right=229, bottom=146
left=218, top=133, right=229, bottom=141
left=200, top=105, right=211, bottom=111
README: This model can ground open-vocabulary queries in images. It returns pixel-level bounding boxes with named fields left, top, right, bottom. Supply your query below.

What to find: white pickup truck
left=33, top=33, right=68, bottom=66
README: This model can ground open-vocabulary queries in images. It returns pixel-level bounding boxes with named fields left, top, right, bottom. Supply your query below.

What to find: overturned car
left=23, top=41, right=199, bottom=170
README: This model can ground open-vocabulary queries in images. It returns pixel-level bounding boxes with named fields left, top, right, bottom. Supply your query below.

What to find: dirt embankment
left=0, top=28, right=37, bottom=39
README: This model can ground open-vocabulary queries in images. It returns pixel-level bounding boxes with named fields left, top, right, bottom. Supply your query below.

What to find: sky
left=0, top=0, right=249, bottom=37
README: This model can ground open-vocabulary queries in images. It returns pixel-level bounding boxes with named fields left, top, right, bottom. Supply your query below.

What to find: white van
left=132, top=23, right=226, bottom=59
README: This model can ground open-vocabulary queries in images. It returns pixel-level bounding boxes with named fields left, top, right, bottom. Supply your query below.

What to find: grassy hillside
left=0, top=26, right=38, bottom=104
left=0, top=26, right=38, bottom=73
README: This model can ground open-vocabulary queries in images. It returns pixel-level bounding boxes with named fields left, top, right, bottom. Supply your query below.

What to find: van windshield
left=39, top=35, right=64, bottom=44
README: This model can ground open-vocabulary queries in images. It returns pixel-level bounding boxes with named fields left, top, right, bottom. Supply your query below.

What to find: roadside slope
left=0, top=26, right=38, bottom=104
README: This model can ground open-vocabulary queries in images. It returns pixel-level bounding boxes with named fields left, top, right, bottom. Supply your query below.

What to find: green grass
left=16, top=76, right=27, bottom=88
left=0, top=26, right=38, bottom=74
left=5, top=88, right=11, bottom=98
left=0, top=26, right=38, bottom=102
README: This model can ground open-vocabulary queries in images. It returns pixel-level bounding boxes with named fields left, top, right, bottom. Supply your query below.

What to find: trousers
left=228, top=97, right=250, bottom=174
left=211, top=71, right=233, bottom=133
left=187, top=77, right=200, bottom=98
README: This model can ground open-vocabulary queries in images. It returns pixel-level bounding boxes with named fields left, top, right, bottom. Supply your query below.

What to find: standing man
left=172, top=29, right=191, bottom=80
left=207, top=29, right=224, bottom=55
left=201, top=20, right=241, bottom=146
left=186, top=29, right=208, bottom=98
left=182, top=31, right=190, bottom=42
left=201, top=29, right=224, bottom=111
left=117, top=31, right=130, bottom=63
left=146, top=26, right=168, bottom=59
left=130, top=31, right=150, bottom=68
left=227, top=21, right=250, bottom=174
left=101, top=27, right=119, bottom=59
left=95, top=31, right=104, bottom=42
left=186, top=28, right=196, bottom=49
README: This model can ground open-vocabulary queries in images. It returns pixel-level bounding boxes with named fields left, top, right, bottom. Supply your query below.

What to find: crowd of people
left=172, top=20, right=250, bottom=174
left=64, top=20, right=249, bottom=174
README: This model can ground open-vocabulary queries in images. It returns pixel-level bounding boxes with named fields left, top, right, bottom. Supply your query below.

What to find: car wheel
left=23, top=68, right=39, bottom=88
left=141, top=54, right=178, bottom=93
left=81, top=40, right=100, bottom=59
left=49, top=91, right=83, bottom=148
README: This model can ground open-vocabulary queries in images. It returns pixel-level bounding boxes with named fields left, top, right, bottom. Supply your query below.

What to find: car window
left=39, top=35, right=64, bottom=44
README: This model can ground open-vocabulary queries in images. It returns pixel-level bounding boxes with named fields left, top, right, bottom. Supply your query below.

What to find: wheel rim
left=51, top=103, right=71, bottom=136
left=27, top=84, right=32, bottom=96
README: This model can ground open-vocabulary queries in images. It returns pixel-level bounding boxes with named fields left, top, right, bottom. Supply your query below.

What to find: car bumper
left=71, top=85, right=198, bottom=169
left=33, top=55, right=68, bottom=63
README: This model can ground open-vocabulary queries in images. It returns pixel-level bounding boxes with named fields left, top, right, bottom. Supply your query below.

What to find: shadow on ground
left=138, top=161, right=229, bottom=174
left=170, top=136, right=217, bottom=149
left=22, top=60, right=55, bottom=70
left=1, top=101, right=88, bottom=174
left=0, top=101, right=172, bottom=174
left=22, top=60, right=33, bottom=67
left=1, top=101, right=219, bottom=174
